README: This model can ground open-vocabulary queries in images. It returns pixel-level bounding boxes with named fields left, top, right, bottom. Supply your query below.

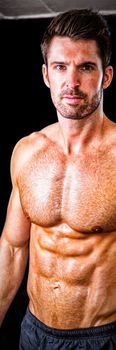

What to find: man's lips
left=62, top=95, right=83, bottom=104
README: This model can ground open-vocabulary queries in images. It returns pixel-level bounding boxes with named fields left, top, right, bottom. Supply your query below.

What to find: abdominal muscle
left=27, top=222, right=116, bottom=329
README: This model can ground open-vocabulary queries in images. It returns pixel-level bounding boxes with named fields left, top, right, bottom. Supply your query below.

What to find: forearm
left=0, top=235, right=29, bottom=326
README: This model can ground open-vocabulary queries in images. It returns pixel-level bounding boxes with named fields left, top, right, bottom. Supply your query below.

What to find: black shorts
left=19, top=308, right=116, bottom=349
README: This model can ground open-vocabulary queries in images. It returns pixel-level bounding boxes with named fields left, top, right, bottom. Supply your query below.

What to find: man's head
left=41, top=8, right=112, bottom=71
left=41, top=9, right=113, bottom=121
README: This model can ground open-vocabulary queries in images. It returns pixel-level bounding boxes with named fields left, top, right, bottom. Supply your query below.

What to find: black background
left=0, top=15, right=116, bottom=349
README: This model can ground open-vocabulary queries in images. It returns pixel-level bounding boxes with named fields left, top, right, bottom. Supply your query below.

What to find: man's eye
left=55, top=65, right=66, bottom=71
left=80, top=65, right=94, bottom=71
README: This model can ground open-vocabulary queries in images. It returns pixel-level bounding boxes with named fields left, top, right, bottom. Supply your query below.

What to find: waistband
left=26, top=308, right=116, bottom=339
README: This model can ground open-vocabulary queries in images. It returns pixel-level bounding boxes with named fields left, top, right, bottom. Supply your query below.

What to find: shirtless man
left=0, top=8, right=116, bottom=350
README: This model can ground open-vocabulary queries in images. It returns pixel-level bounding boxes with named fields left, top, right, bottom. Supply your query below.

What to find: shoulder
left=103, top=118, right=116, bottom=161
left=39, top=122, right=59, bottom=141
left=108, top=120, right=116, bottom=148
left=11, top=132, right=46, bottom=177
left=10, top=123, right=59, bottom=183
left=104, top=117, right=116, bottom=145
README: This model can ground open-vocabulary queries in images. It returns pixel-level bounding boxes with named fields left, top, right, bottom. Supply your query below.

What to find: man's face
left=42, top=37, right=111, bottom=120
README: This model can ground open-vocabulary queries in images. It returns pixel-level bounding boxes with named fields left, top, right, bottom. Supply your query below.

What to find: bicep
left=2, top=186, right=30, bottom=247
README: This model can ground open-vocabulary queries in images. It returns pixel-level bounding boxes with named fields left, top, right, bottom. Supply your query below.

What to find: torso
left=18, top=124, right=116, bottom=328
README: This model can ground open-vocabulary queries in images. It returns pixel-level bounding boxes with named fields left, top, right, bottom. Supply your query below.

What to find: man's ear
left=42, top=64, right=50, bottom=88
left=102, top=65, right=114, bottom=89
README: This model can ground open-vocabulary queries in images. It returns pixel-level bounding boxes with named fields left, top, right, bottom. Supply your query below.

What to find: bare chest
left=18, top=149, right=116, bottom=232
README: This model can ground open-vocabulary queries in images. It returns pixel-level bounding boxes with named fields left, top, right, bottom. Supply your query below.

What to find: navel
left=91, top=226, right=103, bottom=233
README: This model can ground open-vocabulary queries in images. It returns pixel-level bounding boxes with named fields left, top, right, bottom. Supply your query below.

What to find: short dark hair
left=40, top=8, right=112, bottom=69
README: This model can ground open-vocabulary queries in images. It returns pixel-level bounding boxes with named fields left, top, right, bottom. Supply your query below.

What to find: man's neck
left=57, top=110, right=106, bottom=155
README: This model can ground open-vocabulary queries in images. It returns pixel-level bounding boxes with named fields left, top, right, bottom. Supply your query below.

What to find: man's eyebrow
left=50, top=61, right=67, bottom=65
left=50, top=61, right=97, bottom=67
left=77, top=61, right=97, bottom=67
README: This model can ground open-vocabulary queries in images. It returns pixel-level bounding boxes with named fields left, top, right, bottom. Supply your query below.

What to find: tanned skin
left=0, top=37, right=116, bottom=329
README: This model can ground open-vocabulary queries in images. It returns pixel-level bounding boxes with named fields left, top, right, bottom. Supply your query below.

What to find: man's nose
left=66, top=68, right=80, bottom=88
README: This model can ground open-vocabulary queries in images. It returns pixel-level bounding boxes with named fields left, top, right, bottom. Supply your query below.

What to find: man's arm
left=0, top=140, right=31, bottom=326
left=0, top=186, right=30, bottom=326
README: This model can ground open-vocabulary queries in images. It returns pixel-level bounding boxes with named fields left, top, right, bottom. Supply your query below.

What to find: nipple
left=91, top=226, right=103, bottom=233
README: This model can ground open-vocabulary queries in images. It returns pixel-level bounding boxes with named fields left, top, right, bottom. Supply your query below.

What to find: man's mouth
left=62, top=95, right=83, bottom=105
